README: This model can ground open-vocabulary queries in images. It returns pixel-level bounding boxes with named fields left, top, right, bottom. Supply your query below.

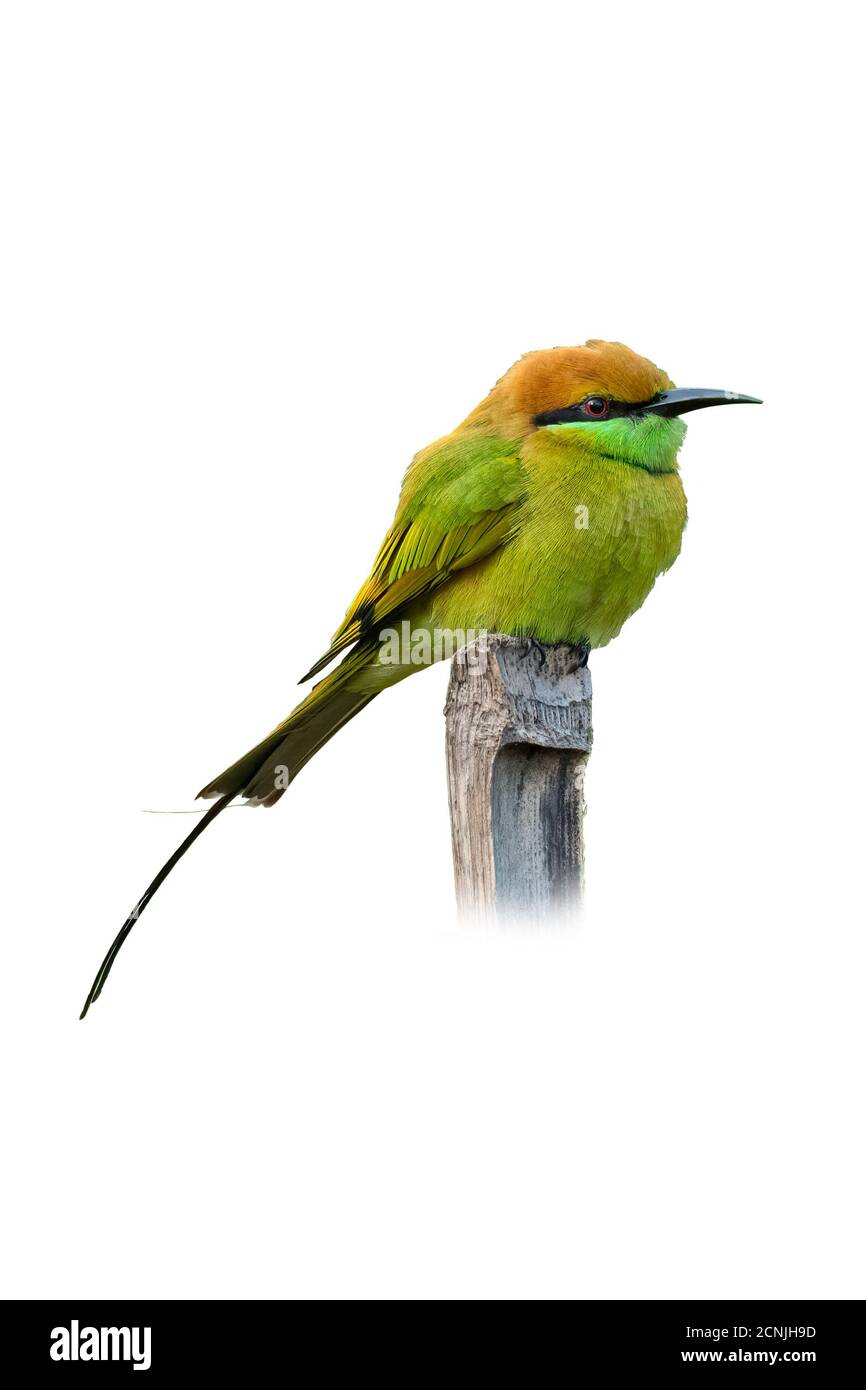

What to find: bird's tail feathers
left=197, top=643, right=379, bottom=806
left=80, top=645, right=379, bottom=1017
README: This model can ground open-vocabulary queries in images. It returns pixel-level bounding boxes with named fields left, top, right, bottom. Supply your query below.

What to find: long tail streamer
left=79, top=792, right=234, bottom=1019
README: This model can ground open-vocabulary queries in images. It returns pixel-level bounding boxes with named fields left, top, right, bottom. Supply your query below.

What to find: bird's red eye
left=583, top=396, right=610, bottom=418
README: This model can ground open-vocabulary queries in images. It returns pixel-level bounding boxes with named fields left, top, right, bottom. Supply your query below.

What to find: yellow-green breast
left=427, top=427, right=687, bottom=650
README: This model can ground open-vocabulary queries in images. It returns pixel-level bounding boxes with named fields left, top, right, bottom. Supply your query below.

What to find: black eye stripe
left=534, top=396, right=661, bottom=427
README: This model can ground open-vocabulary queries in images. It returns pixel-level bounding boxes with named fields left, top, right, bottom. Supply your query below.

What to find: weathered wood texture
left=444, top=635, right=592, bottom=919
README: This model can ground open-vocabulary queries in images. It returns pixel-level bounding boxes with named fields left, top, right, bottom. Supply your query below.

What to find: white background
left=1, top=1, right=863, bottom=1299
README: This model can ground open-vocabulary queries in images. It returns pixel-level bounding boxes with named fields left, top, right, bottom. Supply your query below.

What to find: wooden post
left=444, top=635, right=592, bottom=919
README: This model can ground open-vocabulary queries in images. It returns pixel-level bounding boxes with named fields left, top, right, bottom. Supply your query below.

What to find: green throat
left=546, top=414, right=687, bottom=474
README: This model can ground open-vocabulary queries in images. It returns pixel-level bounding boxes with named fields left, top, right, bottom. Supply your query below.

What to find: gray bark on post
left=444, top=635, right=592, bottom=919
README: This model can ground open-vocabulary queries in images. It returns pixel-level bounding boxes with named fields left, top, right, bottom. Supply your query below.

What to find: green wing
left=300, top=432, right=526, bottom=681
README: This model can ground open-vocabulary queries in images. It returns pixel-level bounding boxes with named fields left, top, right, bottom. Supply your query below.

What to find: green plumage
left=202, top=405, right=686, bottom=806
left=81, top=340, right=760, bottom=1016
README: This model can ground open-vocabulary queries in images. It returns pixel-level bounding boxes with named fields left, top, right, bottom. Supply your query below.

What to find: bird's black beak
left=642, top=388, right=762, bottom=417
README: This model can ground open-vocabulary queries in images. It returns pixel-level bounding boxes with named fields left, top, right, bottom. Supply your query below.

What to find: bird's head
left=475, top=340, right=760, bottom=474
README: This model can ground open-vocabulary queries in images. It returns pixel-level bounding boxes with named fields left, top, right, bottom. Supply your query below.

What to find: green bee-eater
left=81, top=339, right=760, bottom=1016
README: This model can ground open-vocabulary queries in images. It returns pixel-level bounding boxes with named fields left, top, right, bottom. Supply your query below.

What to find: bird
left=80, top=339, right=760, bottom=1016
